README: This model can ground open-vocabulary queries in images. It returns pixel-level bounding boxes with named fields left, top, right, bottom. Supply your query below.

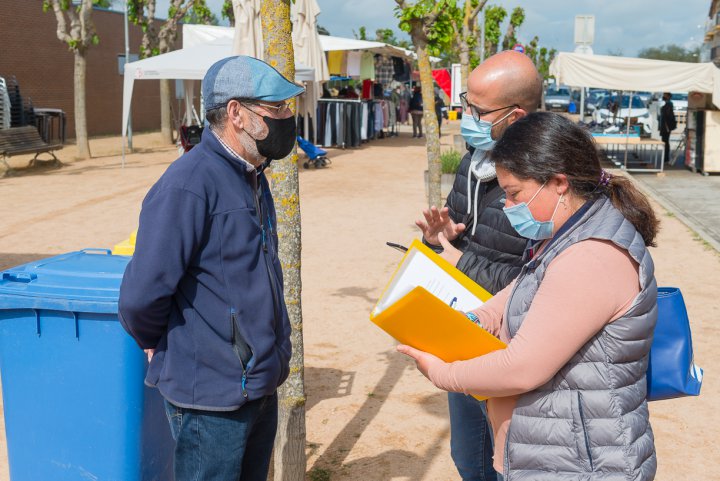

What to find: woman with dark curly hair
left=399, top=112, right=660, bottom=481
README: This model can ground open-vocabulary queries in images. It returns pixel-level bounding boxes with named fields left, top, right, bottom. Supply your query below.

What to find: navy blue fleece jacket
left=118, top=128, right=292, bottom=411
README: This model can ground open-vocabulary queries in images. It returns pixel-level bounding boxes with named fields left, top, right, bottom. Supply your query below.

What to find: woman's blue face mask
left=460, top=108, right=517, bottom=151
left=503, top=182, right=563, bottom=240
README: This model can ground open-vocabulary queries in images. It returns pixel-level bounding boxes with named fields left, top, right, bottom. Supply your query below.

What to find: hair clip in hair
left=599, top=169, right=613, bottom=187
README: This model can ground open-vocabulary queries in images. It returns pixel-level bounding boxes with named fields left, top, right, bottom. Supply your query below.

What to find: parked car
left=585, top=89, right=610, bottom=113
left=635, top=92, right=652, bottom=105
left=545, top=86, right=572, bottom=111
left=670, top=92, right=688, bottom=112
left=592, top=94, right=651, bottom=132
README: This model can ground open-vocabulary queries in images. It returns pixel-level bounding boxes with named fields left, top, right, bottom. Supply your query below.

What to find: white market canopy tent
left=121, top=38, right=314, bottom=141
left=550, top=52, right=720, bottom=107
left=182, top=24, right=419, bottom=61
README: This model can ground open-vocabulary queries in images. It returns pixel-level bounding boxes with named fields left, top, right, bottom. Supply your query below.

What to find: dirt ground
left=0, top=122, right=717, bottom=480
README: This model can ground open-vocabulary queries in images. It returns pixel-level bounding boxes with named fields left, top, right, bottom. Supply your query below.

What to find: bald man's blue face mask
left=460, top=107, right=518, bottom=151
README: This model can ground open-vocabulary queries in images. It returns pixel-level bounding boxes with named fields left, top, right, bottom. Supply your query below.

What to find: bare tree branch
left=469, top=0, right=488, bottom=24
left=79, top=0, right=96, bottom=50
left=427, top=5, right=443, bottom=26
left=47, top=0, right=74, bottom=45
left=170, top=0, right=194, bottom=22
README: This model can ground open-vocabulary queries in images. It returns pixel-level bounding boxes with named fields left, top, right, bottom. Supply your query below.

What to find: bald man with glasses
left=415, top=51, right=542, bottom=481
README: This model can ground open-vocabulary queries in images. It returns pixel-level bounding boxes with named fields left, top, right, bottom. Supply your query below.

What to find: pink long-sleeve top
left=428, top=239, right=641, bottom=472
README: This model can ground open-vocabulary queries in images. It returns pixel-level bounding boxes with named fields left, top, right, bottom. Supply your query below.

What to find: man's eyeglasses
left=236, top=99, right=292, bottom=115
left=459, top=92, right=518, bottom=122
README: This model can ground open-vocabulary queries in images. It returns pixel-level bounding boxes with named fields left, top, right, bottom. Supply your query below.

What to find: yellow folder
left=370, top=239, right=506, bottom=400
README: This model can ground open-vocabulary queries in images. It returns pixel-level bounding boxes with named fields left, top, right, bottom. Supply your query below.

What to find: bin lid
left=0, top=249, right=131, bottom=314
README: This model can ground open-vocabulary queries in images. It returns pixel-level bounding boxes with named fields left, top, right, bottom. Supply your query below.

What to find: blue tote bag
left=647, top=287, right=703, bottom=401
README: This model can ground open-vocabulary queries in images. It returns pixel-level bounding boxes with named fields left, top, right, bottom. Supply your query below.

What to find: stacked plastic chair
left=7, top=76, right=24, bottom=127
left=0, top=77, right=10, bottom=130
left=23, top=97, right=35, bottom=128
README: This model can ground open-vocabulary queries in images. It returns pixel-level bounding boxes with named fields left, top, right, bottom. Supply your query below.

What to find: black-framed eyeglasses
left=459, top=92, right=518, bottom=122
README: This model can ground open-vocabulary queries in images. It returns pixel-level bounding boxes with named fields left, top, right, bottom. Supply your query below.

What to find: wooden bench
left=0, top=125, right=62, bottom=171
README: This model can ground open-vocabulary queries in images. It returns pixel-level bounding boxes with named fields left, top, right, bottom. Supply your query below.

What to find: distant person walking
left=398, top=85, right=410, bottom=124
left=435, top=89, right=446, bottom=137
left=660, top=92, right=677, bottom=163
left=410, top=86, right=424, bottom=138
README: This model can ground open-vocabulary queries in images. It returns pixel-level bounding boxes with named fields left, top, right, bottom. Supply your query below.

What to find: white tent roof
left=183, top=24, right=234, bottom=48
left=183, top=24, right=416, bottom=60
left=121, top=39, right=314, bottom=138
left=550, top=52, right=720, bottom=107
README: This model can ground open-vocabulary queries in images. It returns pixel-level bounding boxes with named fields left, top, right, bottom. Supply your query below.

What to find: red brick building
left=0, top=0, right=178, bottom=139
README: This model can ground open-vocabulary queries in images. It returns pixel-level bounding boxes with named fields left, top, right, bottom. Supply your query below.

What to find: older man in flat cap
left=119, top=56, right=304, bottom=481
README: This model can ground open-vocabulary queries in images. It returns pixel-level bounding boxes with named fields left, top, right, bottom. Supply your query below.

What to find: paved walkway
left=631, top=168, right=720, bottom=252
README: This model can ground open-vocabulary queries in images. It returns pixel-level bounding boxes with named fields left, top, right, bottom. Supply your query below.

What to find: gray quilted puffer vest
left=503, top=196, right=657, bottom=481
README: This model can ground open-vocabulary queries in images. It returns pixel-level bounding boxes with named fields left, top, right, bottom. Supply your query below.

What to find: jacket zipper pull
left=241, top=372, right=248, bottom=398
left=262, top=228, right=268, bottom=252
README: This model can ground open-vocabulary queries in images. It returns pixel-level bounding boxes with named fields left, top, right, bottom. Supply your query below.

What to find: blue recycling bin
left=0, top=249, right=173, bottom=481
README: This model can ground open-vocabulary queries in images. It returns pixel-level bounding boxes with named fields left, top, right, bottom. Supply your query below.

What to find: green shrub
left=308, top=467, right=331, bottom=481
left=440, top=149, right=462, bottom=174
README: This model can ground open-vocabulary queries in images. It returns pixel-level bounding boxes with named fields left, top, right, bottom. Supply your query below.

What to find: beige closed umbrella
left=292, top=0, right=329, bottom=143
left=292, top=0, right=329, bottom=83
left=232, top=0, right=263, bottom=58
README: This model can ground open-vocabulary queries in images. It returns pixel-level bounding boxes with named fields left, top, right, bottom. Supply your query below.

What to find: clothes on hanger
left=360, top=52, right=375, bottom=80
left=347, top=52, right=362, bottom=77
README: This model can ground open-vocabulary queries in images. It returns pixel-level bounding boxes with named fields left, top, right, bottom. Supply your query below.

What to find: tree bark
left=73, top=51, right=91, bottom=159
left=417, top=42, right=441, bottom=208
left=459, top=44, right=470, bottom=93
left=160, top=79, right=173, bottom=143
left=259, top=2, right=307, bottom=481
left=457, top=1, right=486, bottom=104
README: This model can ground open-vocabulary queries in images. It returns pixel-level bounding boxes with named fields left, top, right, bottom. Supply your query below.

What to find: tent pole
left=624, top=91, right=632, bottom=169
left=122, top=133, right=126, bottom=169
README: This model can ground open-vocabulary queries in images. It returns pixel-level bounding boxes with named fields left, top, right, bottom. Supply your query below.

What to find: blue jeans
left=448, top=392, right=497, bottom=481
left=164, top=393, right=278, bottom=481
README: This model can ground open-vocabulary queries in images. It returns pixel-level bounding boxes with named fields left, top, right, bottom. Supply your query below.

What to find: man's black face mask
left=244, top=107, right=297, bottom=161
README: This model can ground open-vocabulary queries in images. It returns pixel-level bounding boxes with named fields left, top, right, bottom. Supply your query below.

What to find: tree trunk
left=417, top=43, right=441, bottom=208
left=259, top=2, right=307, bottom=481
left=458, top=0, right=474, bottom=99
left=73, top=51, right=91, bottom=159
left=459, top=43, right=470, bottom=93
left=160, top=79, right=173, bottom=144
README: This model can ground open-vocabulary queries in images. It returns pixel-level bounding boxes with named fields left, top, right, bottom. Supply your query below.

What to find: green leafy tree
left=537, top=46, right=557, bottom=80
left=221, top=0, right=234, bottom=25
left=317, top=24, right=330, bottom=35
left=354, top=25, right=368, bottom=40
left=184, top=5, right=218, bottom=25
left=483, top=4, right=506, bottom=57
left=638, top=44, right=700, bottom=62
left=450, top=0, right=488, bottom=91
left=259, top=1, right=306, bottom=480
left=524, top=35, right=539, bottom=65
left=501, top=7, right=525, bottom=51
left=524, top=35, right=556, bottom=80
left=128, top=0, right=214, bottom=144
left=43, top=0, right=108, bottom=159
left=396, top=0, right=456, bottom=208
left=374, top=28, right=412, bottom=49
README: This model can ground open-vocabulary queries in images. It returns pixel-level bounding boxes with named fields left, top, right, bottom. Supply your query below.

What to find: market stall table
left=593, top=135, right=665, bottom=173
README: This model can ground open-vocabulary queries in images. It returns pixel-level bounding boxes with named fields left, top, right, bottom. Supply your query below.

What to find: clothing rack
left=318, top=98, right=363, bottom=103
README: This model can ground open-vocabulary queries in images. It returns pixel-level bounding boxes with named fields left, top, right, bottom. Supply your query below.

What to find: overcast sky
left=143, top=0, right=710, bottom=57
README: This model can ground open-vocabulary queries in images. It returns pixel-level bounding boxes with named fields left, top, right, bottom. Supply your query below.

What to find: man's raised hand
left=415, top=206, right=466, bottom=245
